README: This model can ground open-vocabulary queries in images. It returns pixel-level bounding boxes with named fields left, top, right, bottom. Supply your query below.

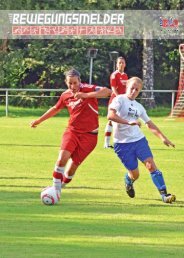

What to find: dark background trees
left=0, top=0, right=183, bottom=108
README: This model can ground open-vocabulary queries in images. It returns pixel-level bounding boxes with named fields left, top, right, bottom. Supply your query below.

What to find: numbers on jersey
left=120, top=79, right=127, bottom=86
left=128, top=107, right=139, bottom=118
left=68, top=98, right=83, bottom=109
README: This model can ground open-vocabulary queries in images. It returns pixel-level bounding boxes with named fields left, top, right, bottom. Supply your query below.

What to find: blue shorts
left=114, top=137, right=153, bottom=170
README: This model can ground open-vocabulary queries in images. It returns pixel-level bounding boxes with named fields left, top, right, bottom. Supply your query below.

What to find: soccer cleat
left=104, top=144, right=114, bottom=149
left=61, top=182, right=66, bottom=188
left=56, top=189, right=61, bottom=201
left=125, top=183, right=135, bottom=198
left=162, top=194, right=176, bottom=204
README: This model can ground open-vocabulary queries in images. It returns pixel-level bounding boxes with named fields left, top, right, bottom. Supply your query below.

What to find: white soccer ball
left=41, top=186, right=60, bottom=205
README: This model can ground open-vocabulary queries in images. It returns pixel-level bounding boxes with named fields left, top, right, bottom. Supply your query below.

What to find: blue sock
left=125, top=173, right=133, bottom=186
left=150, top=170, right=167, bottom=195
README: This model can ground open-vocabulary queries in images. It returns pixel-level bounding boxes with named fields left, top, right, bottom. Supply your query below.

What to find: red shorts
left=60, top=129, right=98, bottom=166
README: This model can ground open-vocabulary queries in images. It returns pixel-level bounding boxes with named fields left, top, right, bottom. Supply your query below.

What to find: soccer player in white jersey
left=104, top=57, right=128, bottom=148
left=107, top=77, right=176, bottom=203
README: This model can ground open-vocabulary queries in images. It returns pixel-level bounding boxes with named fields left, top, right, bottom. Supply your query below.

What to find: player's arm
left=74, top=87, right=111, bottom=99
left=110, top=73, right=119, bottom=96
left=145, top=120, right=175, bottom=147
left=111, top=86, right=119, bottom=96
left=30, top=106, right=61, bottom=128
left=107, top=108, right=141, bottom=126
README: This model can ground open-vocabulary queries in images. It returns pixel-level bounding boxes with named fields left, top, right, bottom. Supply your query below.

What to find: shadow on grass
left=1, top=144, right=183, bottom=152
left=139, top=197, right=184, bottom=207
left=0, top=176, right=50, bottom=180
left=151, top=148, right=184, bottom=152
left=1, top=190, right=183, bottom=211
left=0, top=183, right=118, bottom=192
left=0, top=106, right=171, bottom=118
left=0, top=185, right=45, bottom=188
left=147, top=107, right=171, bottom=117
left=0, top=183, right=183, bottom=207
left=0, top=106, right=69, bottom=118
left=0, top=143, right=59, bottom=147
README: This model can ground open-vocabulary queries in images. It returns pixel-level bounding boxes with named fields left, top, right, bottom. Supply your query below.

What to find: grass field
left=0, top=107, right=184, bottom=258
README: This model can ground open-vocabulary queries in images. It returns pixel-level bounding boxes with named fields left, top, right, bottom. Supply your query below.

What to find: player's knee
left=132, top=173, right=139, bottom=180
left=129, top=170, right=139, bottom=181
left=146, top=162, right=153, bottom=171
left=57, top=151, right=70, bottom=166
left=56, top=159, right=67, bottom=167
left=144, top=158, right=156, bottom=172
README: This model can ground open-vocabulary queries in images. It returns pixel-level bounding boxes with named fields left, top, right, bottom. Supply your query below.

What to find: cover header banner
left=0, top=10, right=184, bottom=39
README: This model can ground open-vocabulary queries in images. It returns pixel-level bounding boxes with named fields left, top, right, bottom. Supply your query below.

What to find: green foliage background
left=0, top=0, right=183, bottom=107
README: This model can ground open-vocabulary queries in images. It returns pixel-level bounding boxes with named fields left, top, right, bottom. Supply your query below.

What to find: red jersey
left=109, top=70, right=128, bottom=104
left=110, top=70, right=128, bottom=94
left=55, top=83, right=99, bottom=133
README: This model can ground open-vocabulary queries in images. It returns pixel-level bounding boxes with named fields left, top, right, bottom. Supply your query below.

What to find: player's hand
left=162, top=139, right=175, bottom=148
left=128, top=120, right=141, bottom=127
left=74, top=92, right=86, bottom=99
left=30, top=120, right=40, bottom=128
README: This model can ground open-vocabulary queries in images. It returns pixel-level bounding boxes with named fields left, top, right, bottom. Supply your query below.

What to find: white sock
left=104, top=124, right=113, bottom=147
left=104, top=136, right=111, bottom=147
left=53, top=165, right=64, bottom=192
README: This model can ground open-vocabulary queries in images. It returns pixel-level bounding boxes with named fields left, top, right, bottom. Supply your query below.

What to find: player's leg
left=143, top=157, right=176, bottom=203
left=61, top=159, right=79, bottom=187
left=114, top=142, right=139, bottom=198
left=104, top=120, right=113, bottom=148
left=53, top=130, right=78, bottom=192
left=65, top=132, right=97, bottom=186
left=125, top=168, right=139, bottom=198
left=137, top=137, right=176, bottom=203
left=53, top=150, right=71, bottom=191
left=143, top=157, right=166, bottom=194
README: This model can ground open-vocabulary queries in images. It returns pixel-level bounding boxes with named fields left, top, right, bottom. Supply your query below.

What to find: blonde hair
left=126, top=77, right=143, bottom=89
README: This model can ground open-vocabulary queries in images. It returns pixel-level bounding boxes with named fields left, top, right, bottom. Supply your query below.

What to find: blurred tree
left=0, top=0, right=183, bottom=108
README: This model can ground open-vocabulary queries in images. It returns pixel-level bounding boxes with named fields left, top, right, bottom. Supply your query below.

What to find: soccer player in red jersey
left=30, top=69, right=111, bottom=199
left=104, top=57, right=128, bottom=148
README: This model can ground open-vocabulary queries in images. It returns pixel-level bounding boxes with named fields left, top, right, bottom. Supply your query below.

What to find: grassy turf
left=0, top=108, right=184, bottom=258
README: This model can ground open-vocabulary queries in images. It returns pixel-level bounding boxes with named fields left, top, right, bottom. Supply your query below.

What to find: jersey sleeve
left=81, top=83, right=96, bottom=92
left=139, top=105, right=150, bottom=123
left=123, top=74, right=129, bottom=83
left=55, top=94, right=66, bottom=110
left=125, top=73, right=128, bottom=80
left=110, top=73, right=117, bottom=88
left=109, top=96, right=122, bottom=112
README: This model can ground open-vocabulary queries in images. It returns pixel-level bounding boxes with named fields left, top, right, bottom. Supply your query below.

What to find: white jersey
left=109, top=94, right=150, bottom=143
